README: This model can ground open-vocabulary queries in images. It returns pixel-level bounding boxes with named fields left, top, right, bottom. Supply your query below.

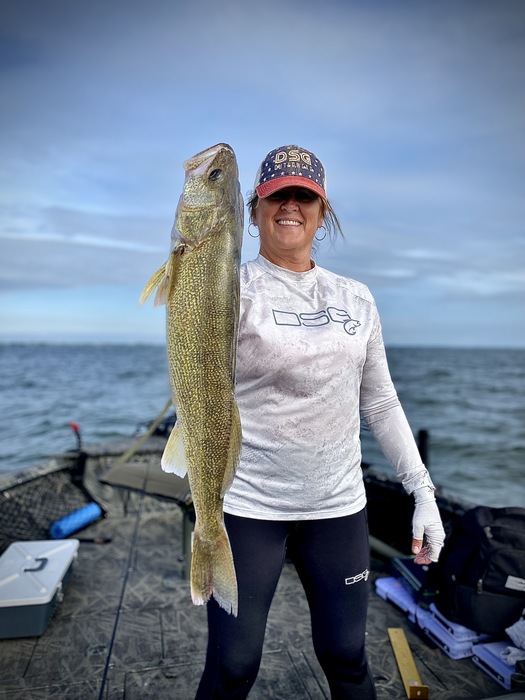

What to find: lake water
left=1, top=344, right=523, bottom=508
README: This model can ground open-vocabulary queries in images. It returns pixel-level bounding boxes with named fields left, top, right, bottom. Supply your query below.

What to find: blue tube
left=50, top=502, right=103, bottom=539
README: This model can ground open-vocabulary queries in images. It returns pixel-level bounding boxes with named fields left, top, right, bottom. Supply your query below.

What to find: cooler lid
left=0, top=539, right=79, bottom=607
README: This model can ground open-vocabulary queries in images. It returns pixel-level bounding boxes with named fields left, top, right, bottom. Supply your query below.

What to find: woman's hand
left=411, top=486, right=445, bottom=564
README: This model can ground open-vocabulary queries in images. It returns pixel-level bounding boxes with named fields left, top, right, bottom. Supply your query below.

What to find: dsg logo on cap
left=254, top=145, right=327, bottom=200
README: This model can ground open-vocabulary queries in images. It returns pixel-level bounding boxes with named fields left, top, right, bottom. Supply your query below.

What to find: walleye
left=140, top=143, right=243, bottom=616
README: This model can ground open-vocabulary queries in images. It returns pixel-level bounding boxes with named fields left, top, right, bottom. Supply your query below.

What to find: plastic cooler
left=472, top=640, right=517, bottom=690
left=416, top=606, right=489, bottom=659
left=0, top=539, right=79, bottom=638
left=427, top=603, right=491, bottom=643
left=375, top=576, right=418, bottom=622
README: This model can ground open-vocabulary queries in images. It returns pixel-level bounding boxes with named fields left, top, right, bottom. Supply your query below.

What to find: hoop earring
left=315, top=226, right=326, bottom=242
left=248, top=223, right=259, bottom=238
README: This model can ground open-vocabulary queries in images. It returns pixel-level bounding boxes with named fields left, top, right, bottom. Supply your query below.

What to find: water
left=0, top=344, right=524, bottom=508
left=0, top=344, right=171, bottom=470
left=360, top=347, right=525, bottom=508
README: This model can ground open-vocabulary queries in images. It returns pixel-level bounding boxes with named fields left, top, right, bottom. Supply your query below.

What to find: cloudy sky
left=1, top=0, right=524, bottom=348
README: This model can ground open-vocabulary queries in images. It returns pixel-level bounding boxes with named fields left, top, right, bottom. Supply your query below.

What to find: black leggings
left=195, top=510, right=377, bottom=699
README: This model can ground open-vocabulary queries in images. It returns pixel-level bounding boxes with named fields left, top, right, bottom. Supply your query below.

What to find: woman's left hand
left=411, top=487, right=446, bottom=564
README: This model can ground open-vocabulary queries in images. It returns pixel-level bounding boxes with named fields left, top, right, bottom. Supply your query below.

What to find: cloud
left=0, top=204, right=169, bottom=289
left=1, top=228, right=163, bottom=254
left=1, top=0, right=524, bottom=346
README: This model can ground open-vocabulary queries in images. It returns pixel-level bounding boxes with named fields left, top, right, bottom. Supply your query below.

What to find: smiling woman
left=252, top=186, right=324, bottom=269
left=247, top=145, right=343, bottom=271
left=195, top=143, right=446, bottom=700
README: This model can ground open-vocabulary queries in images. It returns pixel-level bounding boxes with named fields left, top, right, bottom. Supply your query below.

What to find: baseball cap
left=254, top=145, right=326, bottom=199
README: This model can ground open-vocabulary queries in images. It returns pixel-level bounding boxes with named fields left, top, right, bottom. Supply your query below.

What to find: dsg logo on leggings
left=345, top=569, right=370, bottom=585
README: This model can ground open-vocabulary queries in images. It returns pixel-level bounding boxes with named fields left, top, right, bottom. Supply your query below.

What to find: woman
left=195, top=144, right=445, bottom=699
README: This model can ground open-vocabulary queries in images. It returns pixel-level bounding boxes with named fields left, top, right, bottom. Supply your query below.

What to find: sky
left=1, top=0, right=524, bottom=348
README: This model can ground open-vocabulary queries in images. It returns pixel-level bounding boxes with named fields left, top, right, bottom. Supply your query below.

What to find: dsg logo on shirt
left=272, top=307, right=361, bottom=336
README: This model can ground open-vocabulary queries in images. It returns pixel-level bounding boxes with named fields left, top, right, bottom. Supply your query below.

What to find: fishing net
left=0, top=410, right=177, bottom=555
left=0, top=462, right=90, bottom=554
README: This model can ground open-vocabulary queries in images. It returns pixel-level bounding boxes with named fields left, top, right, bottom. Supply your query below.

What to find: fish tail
left=191, top=521, right=238, bottom=617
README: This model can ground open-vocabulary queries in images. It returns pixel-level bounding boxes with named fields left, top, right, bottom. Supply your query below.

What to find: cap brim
left=256, top=176, right=326, bottom=200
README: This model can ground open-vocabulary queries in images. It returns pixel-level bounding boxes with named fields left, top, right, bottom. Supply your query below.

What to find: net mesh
left=0, top=467, right=89, bottom=554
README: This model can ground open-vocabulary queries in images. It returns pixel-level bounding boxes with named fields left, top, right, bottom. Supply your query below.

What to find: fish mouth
left=183, top=143, right=234, bottom=174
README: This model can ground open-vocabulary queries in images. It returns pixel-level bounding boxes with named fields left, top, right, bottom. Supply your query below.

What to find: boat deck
left=0, top=444, right=514, bottom=699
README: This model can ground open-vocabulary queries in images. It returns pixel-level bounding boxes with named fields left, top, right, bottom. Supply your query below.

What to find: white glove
left=412, top=485, right=445, bottom=563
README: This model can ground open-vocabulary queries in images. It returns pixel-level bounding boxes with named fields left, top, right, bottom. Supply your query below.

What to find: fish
left=140, top=143, right=243, bottom=616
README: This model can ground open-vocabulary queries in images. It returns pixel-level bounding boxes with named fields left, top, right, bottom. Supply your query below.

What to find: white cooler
left=0, top=539, right=79, bottom=639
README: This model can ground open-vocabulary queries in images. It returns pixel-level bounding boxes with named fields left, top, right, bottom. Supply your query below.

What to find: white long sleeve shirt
left=223, top=255, right=432, bottom=521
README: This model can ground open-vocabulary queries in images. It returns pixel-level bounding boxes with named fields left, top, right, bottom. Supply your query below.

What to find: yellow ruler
left=388, top=627, right=429, bottom=699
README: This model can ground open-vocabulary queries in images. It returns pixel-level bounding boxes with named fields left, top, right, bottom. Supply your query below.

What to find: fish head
left=172, top=143, right=243, bottom=251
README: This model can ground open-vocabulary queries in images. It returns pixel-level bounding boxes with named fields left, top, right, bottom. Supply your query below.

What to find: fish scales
left=141, top=143, right=243, bottom=616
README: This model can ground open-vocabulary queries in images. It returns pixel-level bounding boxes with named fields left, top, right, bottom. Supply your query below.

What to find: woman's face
left=253, top=187, right=325, bottom=268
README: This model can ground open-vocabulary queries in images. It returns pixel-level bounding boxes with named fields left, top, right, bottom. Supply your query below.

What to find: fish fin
left=191, top=521, right=238, bottom=617
left=153, top=279, right=170, bottom=306
left=139, top=263, right=168, bottom=305
left=220, top=400, right=242, bottom=498
left=140, top=251, right=183, bottom=306
left=161, top=421, right=188, bottom=477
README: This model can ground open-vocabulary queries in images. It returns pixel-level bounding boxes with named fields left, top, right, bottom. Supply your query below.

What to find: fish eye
left=209, top=169, right=222, bottom=181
